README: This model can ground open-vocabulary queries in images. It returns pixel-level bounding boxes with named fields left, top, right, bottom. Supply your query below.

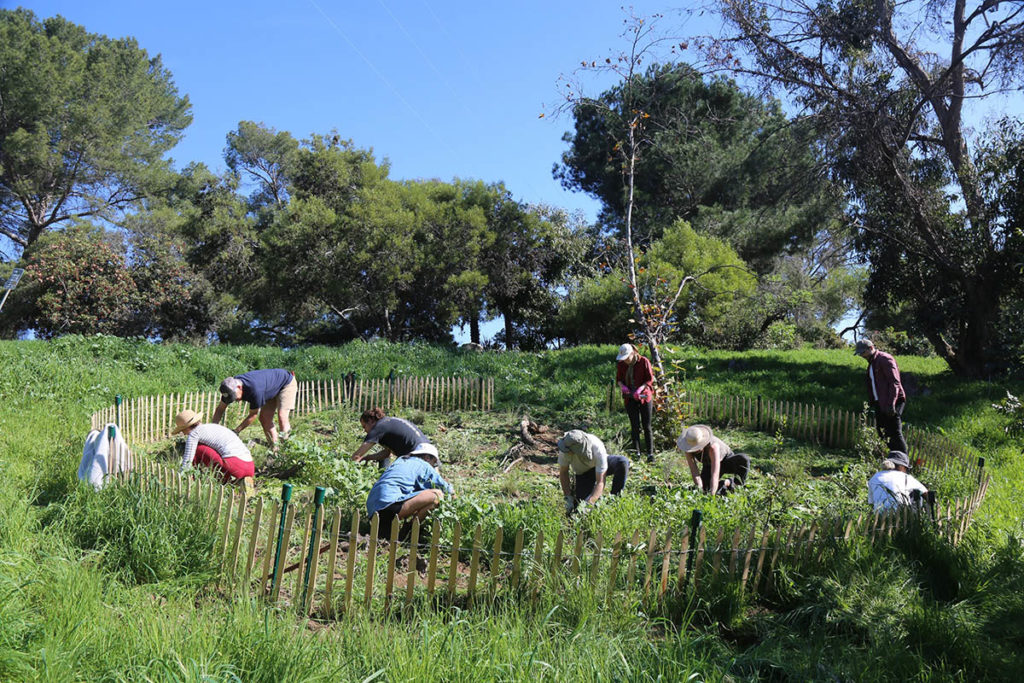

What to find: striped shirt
left=181, top=423, right=253, bottom=470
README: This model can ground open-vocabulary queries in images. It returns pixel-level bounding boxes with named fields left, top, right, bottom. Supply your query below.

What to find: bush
left=56, top=481, right=219, bottom=585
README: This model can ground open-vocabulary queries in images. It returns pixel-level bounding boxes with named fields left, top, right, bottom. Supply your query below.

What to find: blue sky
left=13, top=0, right=712, bottom=341
left=14, top=1, right=707, bottom=220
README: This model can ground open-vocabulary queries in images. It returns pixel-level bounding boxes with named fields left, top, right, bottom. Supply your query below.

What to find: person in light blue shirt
left=366, top=444, right=453, bottom=538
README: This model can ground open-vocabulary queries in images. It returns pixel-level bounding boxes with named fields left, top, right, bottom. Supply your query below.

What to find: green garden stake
left=303, top=486, right=327, bottom=602
left=270, top=483, right=293, bottom=594
left=115, top=394, right=122, bottom=428
left=686, top=509, right=702, bottom=579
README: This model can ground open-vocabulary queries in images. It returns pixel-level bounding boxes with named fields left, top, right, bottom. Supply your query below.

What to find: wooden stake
left=490, top=526, right=504, bottom=601
left=322, top=508, right=342, bottom=615
left=405, top=518, right=420, bottom=607
left=363, top=513, right=380, bottom=608
left=426, top=518, right=440, bottom=597
left=384, top=516, right=400, bottom=604
left=606, top=532, right=624, bottom=602
left=642, top=528, right=658, bottom=595
left=675, top=528, right=690, bottom=593
left=343, top=511, right=359, bottom=613
left=511, top=527, right=525, bottom=589
left=447, top=521, right=462, bottom=602
left=467, top=524, right=483, bottom=605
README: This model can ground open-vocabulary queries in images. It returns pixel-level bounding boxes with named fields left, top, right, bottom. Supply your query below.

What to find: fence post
left=302, top=486, right=327, bottom=608
left=685, top=509, right=702, bottom=580
left=270, top=483, right=293, bottom=595
left=977, top=457, right=985, bottom=486
left=756, top=395, right=762, bottom=431
left=106, top=425, right=116, bottom=480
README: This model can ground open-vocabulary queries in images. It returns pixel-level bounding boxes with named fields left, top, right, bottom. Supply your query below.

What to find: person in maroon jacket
left=855, top=339, right=908, bottom=453
left=615, top=343, right=655, bottom=462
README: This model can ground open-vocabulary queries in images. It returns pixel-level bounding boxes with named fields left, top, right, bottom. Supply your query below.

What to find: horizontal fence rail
left=92, top=376, right=495, bottom=444
left=607, top=383, right=982, bottom=482
left=111, top=459, right=991, bottom=618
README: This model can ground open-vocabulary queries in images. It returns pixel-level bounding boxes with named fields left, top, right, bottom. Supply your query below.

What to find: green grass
left=1, top=335, right=1022, bottom=681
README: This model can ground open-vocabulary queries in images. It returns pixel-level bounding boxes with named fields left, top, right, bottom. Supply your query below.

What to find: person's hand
left=353, top=453, right=364, bottom=463
left=575, top=500, right=591, bottom=516
left=692, top=476, right=703, bottom=490
left=564, top=495, right=576, bottom=515
left=632, top=387, right=644, bottom=400
left=620, top=385, right=631, bottom=395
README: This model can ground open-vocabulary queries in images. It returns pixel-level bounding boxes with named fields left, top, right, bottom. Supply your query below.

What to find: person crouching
left=171, top=410, right=255, bottom=494
left=557, top=429, right=630, bottom=515
left=365, top=443, right=452, bottom=540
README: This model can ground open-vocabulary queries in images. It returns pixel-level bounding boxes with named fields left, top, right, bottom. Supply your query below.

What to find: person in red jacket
left=615, top=343, right=655, bottom=462
left=855, top=339, right=908, bottom=453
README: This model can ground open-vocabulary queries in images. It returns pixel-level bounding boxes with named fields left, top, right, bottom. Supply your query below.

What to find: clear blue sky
left=13, top=0, right=711, bottom=342
left=14, top=0, right=706, bottom=220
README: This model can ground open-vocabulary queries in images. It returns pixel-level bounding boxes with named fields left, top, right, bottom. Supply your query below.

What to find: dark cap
left=886, top=450, right=910, bottom=469
left=854, top=339, right=874, bottom=356
left=219, top=377, right=241, bottom=404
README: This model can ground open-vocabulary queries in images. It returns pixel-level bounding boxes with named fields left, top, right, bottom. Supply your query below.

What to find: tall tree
left=710, top=0, right=1024, bottom=375
left=0, top=9, right=191, bottom=254
left=555, top=61, right=836, bottom=269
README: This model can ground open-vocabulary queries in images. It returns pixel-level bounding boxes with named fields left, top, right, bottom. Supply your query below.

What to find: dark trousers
left=876, top=400, right=908, bottom=454
left=625, top=399, right=653, bottom=457
left=700, top=452, right=750, bottom=495
left=574, top=455, right=630, bottom=501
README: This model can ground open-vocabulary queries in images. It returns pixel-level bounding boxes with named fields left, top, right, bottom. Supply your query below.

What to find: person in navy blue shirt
left=366, top=443, right=452, bottom=538
left=212, top=368, right=298, bottom=449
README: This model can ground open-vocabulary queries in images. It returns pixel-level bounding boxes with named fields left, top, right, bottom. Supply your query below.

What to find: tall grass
left=1, top=335, right=1022, bottom=680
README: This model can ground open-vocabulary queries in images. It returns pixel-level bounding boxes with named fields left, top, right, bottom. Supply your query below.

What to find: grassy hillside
left=1, top=336, right=1023, bottom=681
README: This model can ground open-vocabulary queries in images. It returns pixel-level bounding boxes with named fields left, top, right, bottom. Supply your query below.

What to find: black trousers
left=625, top=399, right=653, bottom=457
left=574, top=455, right=630, bottom=501
left=875, top=400, right=908, bottom=454
left=700, top=452, right=750, bottom=495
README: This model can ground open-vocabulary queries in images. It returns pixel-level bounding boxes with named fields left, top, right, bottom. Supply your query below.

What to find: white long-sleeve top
left=181, top=423, right=252, bottom=470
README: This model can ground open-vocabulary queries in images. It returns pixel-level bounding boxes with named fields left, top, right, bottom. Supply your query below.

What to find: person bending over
left=366, top=444, right=452, bottom=539
left=678, top=424, right=750, bottom=495
left=868, top=450, right=928, bottom=511
left=351, top=407, right=431, bottom=469
left=212, top=369, right=297, bottom=449
left=556, top=429, right=630, bottom=515
left=171, top=409, right=254, bottom=494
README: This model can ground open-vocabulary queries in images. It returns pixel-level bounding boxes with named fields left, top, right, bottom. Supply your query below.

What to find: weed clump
left=56, top=482, right=219, bottom=585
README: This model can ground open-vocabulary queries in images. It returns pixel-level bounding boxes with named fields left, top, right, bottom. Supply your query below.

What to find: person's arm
left=234, top=409, right=259, bottom=434
left=685, top=453, right=702, bottom=489
left=181, top=432, right=199, bottom=470
left=878, top=356, right=901, bottom=415
left=211, top=401, right=228, bottom=426
left=586, top=469, right=607, bottom=504
left=707, top=443, right=722, bottom=494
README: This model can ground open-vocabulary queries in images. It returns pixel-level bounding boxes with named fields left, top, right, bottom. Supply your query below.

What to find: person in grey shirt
left=556, top=429, right=630, bottom=514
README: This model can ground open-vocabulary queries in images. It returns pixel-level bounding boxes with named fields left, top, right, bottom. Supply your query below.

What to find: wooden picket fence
left=86, top=378, right=991, bottom=618
left=103, top=457, right=990, bottom=617
left=91, top=376, right=495, bottom=444
left=607, top=383, right=983, bottom=482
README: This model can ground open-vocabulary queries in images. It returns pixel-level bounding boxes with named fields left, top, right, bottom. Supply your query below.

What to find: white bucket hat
left=677, top=425, right=713, bottom=453
left=409, top=442, right=440, bottom=466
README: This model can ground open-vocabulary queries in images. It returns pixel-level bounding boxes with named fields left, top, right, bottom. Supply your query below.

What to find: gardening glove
left=564, top=495, right=577, bottom=515
left=632, top=387, right=644, bottom=400
left=620, top=384, right=631, bottom=396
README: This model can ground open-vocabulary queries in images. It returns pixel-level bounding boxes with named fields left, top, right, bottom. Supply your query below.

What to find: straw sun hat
left=676, top=425, right=713, bottom=453
left=171, top=409, right=203, bottom=435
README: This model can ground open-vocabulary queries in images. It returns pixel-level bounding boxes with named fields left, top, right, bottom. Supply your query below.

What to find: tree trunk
left=470, top=316, right=481, bottom=345
left=503, top=312, right=515, bottom=350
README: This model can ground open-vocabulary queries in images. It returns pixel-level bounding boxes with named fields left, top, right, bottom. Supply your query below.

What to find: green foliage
left=555, top=62, right=837, bottom=268
left=0, top=8, right=191, bottom=252
left=54, top=481, right=219, bottom=585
